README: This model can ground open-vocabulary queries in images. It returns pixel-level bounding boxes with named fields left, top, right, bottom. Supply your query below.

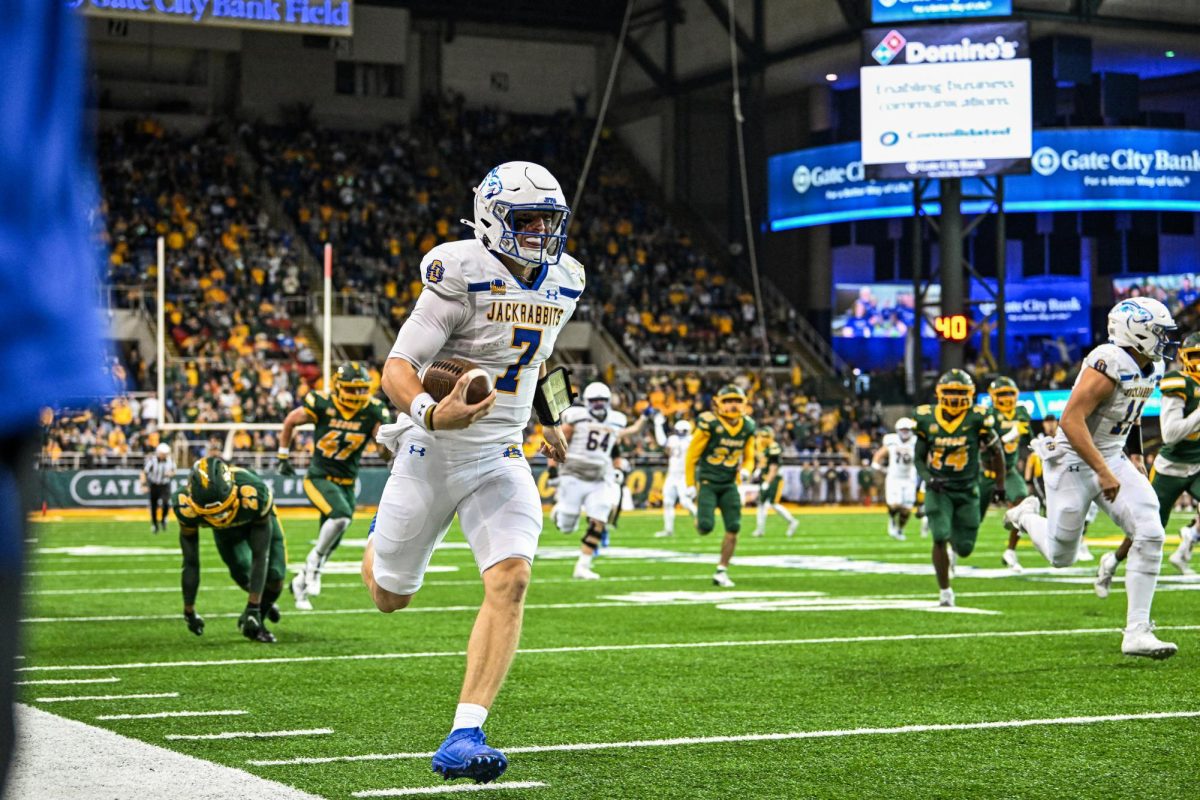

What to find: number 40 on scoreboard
left=934, top=314, right=970, bottom=342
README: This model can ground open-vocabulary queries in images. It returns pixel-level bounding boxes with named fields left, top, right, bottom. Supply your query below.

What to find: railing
left=102, top=285, right=151, bottom=313
left=38, top=450, right=392, bottom=472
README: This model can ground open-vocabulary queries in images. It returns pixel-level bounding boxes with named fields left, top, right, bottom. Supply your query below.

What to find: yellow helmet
left=714, top=384, right=746, bottom=420
left=987, top=376, right=1019, bottom=414
left=1181, top=332, right=1200, bottom=380
left=185, top=456, right=239, bottom=528
left=333, top=361, right=372, bottom=416
left=935, top=369, right=975, bottom=415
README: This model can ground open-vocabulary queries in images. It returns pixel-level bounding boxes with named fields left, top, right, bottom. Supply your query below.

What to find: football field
left=13, top=507, right=1199, bottom=799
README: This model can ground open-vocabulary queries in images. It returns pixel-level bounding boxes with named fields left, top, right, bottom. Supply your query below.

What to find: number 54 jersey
left=912, top=404, right=997, bottom=488
left=394, top=239, right=585, bottom=448
left=1052, top=343, right=1162, bottom=462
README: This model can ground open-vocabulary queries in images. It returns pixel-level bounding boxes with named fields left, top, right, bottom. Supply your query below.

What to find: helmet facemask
left=936, top=385, right=974, bottom=415
left=989, top=388, right=1018, bottom=414
left=1180, top=333, right=1200, bottom=379
left=493, top=204, right=569, bottom=269
left=333, top=363, right=372, bottom=416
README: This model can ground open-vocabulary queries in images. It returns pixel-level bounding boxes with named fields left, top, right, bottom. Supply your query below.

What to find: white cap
left=156, top=443, right=171, bottom=455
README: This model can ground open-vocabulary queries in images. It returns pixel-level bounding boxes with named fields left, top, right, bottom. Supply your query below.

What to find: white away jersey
left=881, top=433, right=917, bottom=483
left=1053, top=343, right=1162, bottom=460
left=664, top=433, right=690, bottom=480
left=391, top=239, right=584, bottom=447
left=562, top=406, right=627, bottom=481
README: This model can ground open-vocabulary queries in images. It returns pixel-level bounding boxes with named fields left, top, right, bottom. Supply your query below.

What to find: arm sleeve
left=245, top=517, right=272, bottom=597
left=1159, top=395, right=1200, bottom=446
left=388, top=287, right=469, bottom=369
left=914, top=438, right=932, bottom=483
left=179, top=530, right=201, bottom=607
left=653, top=416, right=667, bottom=448
left=685, top=429, right=711, bottom=487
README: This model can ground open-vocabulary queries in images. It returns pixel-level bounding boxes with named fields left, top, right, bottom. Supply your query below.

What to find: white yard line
left=165, top=728, right=333, bottom=741
left=16, top=677, right=120, bottom=686
left=353, top=782, right=548, bottom=797
left=96, top=710, right=247, bottom=721
left=8, top=705, right=323, bottom=800
left=37, top=692, right=178, bottom=704
left=253, top=711, right=1200, bottom=767
left=19, top=625, right=1200, bottom=674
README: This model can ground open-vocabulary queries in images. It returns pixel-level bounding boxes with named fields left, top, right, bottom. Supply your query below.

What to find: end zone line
left=252, top=711, right=1200, bottom=766
left=37, top=692, right=178, bottom=703
left=353, top=782, right=548, bottom=797
left=21, top=625, right=1200, bottom=674
left=16, top=677, right=120, bottom=686
left=97, top=710, right=248, bottom=721
left=166, top=728, right=333, bottom=741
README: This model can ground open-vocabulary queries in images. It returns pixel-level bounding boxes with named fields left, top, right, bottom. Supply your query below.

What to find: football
left=422, top=357, right=493, bottom=404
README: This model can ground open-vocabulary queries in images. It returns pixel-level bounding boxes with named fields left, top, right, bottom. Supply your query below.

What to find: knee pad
left=1048, top=538, right=1077, bottom=569
left=581, top=531, right=603, bottom=550
left=1127, top=537, right=1164, bottom=575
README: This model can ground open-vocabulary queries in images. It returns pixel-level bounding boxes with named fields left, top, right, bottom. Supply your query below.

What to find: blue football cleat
left=430, top=727, right=508, bottom=784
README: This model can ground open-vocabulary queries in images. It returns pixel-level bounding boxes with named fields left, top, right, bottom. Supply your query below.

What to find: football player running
left=872, top=417, right=919, bottom=541
left=554, top=382, right=629, bottom=580
left=1154, top=332, right=1200, bottom=576
left=978, top=377, right=1033, bottom=569
left=279, top=361, right=390, bottom=610
left=686, top=384, right=757, bottom=587
left=173, top=457, right=288, bottom=643
left=752, top=427, right=797, bottom=537
left=653, top=417, right=697, bottom=537
left=1005, top=298, right=1178, bottom=659
left=364, top=162, right=582, bottom=784
left=913, top=370, right=1006, bottom=607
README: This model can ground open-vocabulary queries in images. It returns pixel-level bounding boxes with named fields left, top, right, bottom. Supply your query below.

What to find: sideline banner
left=38, top=465, right=881, bottom=509
left=871, top=0, right=1012, bottom=24
left=67, top=0, right=353, bottom=36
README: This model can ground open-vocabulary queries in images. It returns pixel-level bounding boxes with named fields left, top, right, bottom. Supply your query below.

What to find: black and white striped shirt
left=143, top=455, right=175, bottom=485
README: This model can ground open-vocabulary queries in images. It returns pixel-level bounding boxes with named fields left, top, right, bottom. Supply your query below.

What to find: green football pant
left=696, top=481, right=742, bottom=534
left=304, top=475, right=357, bottom=522
left=1150, top=469, right=1200, bottom=528
left=213, top=513, right=288, bottom=587
left=978, top=468, right=1029, bottom=517
left=762, top=478, right=783, bottom=505
left=926, top=485, right=981, bottom=557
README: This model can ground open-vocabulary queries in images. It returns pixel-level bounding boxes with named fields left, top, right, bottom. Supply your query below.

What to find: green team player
left=752, top=427, right=798, bottom=538
left=279, top=362, right=390, bottom=610
left=686, top=384, right=757, bottom=588
left=174, top=456, right=288, bottom=643
left=1147, top=333, right=1200, bottom=576
left=913, top=369, right=1007, bottom=607
left=977, top=377, right=1034, bottom=570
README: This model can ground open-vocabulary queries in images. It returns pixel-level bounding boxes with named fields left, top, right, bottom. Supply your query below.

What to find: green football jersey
left=913, top=403, right=998, bottom=487
left=303, top=392, right=391, bottom=481
left=991, top=405, right=1033, bottom=471
left=1158, top=370, right=1200, bottom=464
left=756, top=441, right=782, bottom=474
left=173, top=466, right=273, bottom=531
left=692, top=411, right=757, bottom=484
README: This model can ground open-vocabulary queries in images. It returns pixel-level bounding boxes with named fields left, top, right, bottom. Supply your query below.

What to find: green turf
left=17, top=507, right=1199, bottom=799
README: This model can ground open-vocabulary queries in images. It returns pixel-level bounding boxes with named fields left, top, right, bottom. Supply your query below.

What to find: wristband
left=411, top=392, right=438, bottom=432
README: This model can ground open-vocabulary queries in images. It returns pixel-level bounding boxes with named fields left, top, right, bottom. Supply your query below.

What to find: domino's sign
left=871, top=0, right=1012, bottom=24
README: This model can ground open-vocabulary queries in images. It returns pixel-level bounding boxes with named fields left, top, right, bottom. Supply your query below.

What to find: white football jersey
left=1053, top=343, right=1162, bottom=460
left=882, top=433, right=917, bottom=483
left=562, top=407, right=627, bottom=481
left=664, top=433, right=690, bottom=480
left=390, top=239, right=584, bottom=447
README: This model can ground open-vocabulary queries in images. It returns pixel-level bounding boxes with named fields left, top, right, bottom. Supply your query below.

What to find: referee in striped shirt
left=142, top=443, right=176, bottom=533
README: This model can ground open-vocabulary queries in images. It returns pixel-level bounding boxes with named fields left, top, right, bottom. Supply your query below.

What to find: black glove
left=238, top=603, right=263, bottom=640
left=926, top=477, right=947, bottom=493
left=993, top=487, right=1007, bottom=505
left=184, top=610, right=205, bottom=636
left=278, top=455, right=296, bottom=477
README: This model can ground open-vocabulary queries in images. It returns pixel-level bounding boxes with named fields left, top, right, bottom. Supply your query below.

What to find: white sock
left=308, top=517, right=350, bottom=572
left=663, top=506, right=675, bottom=533
left=774, top=504, right=796, bottom=524
left=1022, top=513, right=1052, bottom=561
left=577, top=552, right=593, bottom=569
left=716, top=565, right=727, bottom=573
left=1182, top=525, right=1197, bottom=544
left=452, top=703, right=488, bottom=732
left=1125, top=539, right=1163, bottom=628
left=756, top=504, right=768, bottom=530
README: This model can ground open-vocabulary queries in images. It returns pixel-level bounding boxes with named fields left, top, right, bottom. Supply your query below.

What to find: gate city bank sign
left=67, top=0, right=353, bottom=36
left=769, top=127, right=1200, bottom=230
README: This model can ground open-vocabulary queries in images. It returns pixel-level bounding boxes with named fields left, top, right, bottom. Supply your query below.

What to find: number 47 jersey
left=1053, top=343, right=1162, bottom=461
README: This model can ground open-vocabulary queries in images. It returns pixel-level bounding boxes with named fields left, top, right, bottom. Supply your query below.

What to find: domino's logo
left=872, top=30, right=907, bottom=66
left=1032, top=146, right=1061, bottom=176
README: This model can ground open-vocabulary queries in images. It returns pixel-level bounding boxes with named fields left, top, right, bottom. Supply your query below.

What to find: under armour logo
left=408, top=445, right=426, bottom=457
left=1067, top=465, right=1080, bottom=472
left=544, top=288, right=559, bottom=301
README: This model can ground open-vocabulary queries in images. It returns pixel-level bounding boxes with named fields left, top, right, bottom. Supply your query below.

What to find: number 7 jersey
left=1052, top=343, right=1162, bottom=461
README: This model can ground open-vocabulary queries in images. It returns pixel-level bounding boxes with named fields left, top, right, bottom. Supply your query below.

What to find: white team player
left=654, top=417, right=697, bottom=537
left=554, top=382, right=627, bottom=580
left=872, top=417, right=918, bottom=541
left=364, top=161, right=583, bottom=783
left=1005, top=297, right=1178, bottom=659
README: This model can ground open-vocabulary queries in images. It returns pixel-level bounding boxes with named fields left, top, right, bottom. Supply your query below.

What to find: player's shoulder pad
left=370, top=397, right=392, bottom=421
left=419, top=240, right=474, bottom=298
left=607, top=410, right=628, bottom=429
left=696, top=411, right=717, bottom=432
left=882, top=433, right=898, bottom=447
left=744, top=416, right=758, bottom=435
left=552, top=253, right=586, bottom=295
left=173, top=492, right=197, bottom=521
left=768, top=442, right=782, bottom=456
left=1160, top=369, right=1190, bottom=396
left=915, top=404, right=933, bottom=417
left=561, top=405, right=590, bottom=425
left=1083, top=343, right=1127, bottom=382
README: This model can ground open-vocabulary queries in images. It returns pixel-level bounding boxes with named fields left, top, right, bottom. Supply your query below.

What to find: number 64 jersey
left=1052, top=343, right=1163, bottom=462
left=390, top=239, right=585, bottom=448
